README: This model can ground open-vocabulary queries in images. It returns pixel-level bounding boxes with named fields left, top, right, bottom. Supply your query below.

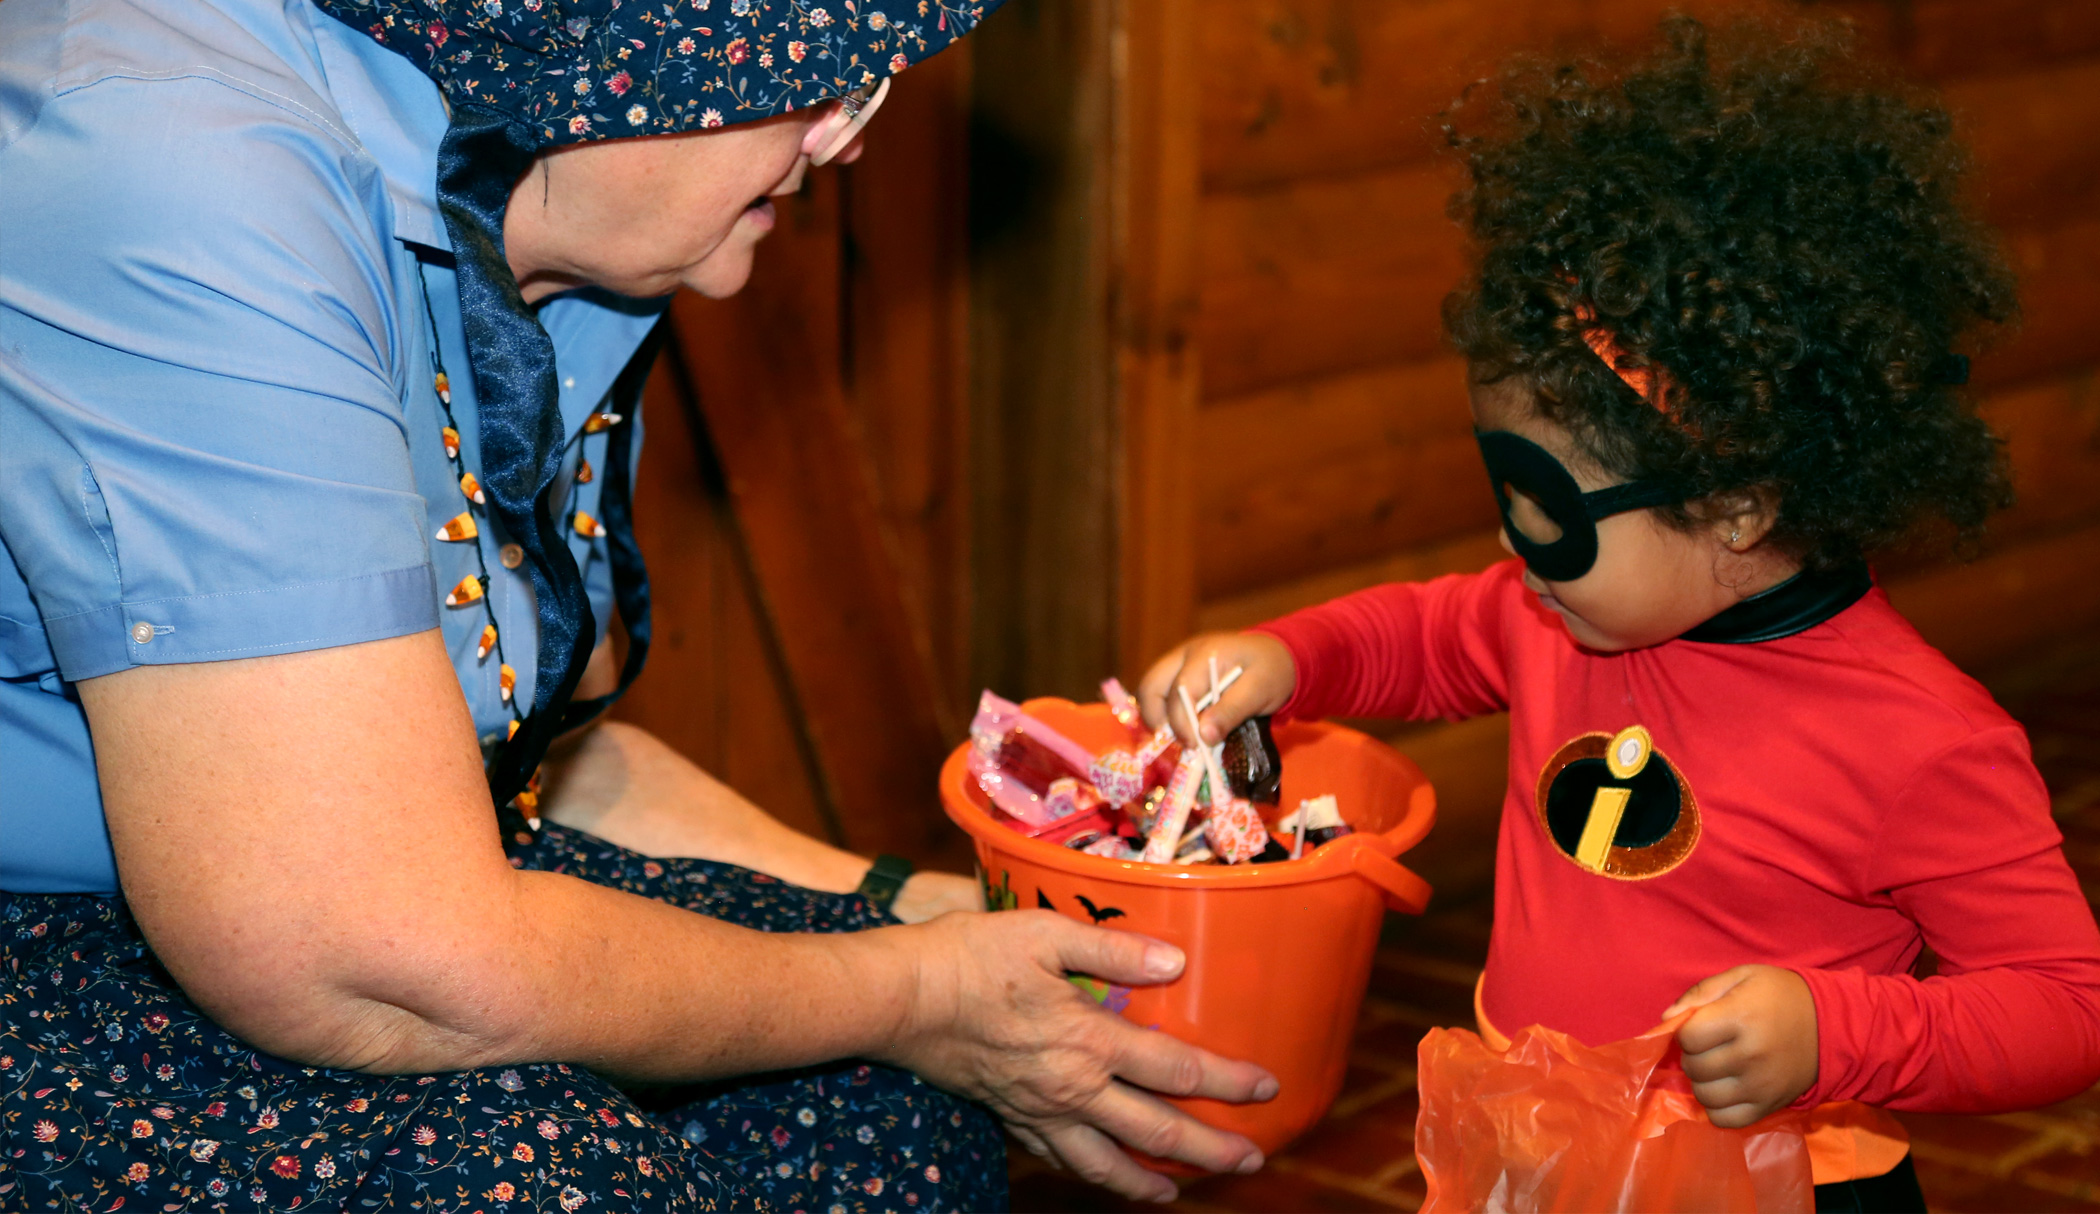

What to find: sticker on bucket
left=982, top=867, right=1140, bottom=1018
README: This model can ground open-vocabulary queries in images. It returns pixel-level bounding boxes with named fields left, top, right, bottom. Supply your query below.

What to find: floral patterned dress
left=0, top=825, right=1007, bottom=1212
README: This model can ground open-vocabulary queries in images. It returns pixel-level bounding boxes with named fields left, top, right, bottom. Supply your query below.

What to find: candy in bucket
left=967, top=670, right=1351, bottom=866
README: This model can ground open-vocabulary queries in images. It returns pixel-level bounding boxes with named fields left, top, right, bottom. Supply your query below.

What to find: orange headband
left=1572, top=301, right=1678, bottom=418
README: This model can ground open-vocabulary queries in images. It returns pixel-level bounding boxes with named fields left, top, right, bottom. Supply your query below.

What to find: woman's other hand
left=1137, top=632, right=1296, bottom=748
left=878, top=909, right=1278, bottom=1202
left=1663, top=964, right=1819, bottom=1127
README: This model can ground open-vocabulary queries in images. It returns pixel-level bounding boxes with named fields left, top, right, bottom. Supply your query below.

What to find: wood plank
left=1196, top=357, right=1497, bottom=598
left=1900, top=0, right=2100, bottom=83
left=1976, top=215, right=2100, bottom=392
left=611, top=352, right=835, bottom=844
left=1198, top=162, right=1465, bottom=402
left=1197, top=528, right=1507, bottom=634
left=1886, top=521, right=2100, bottom=673
left=843, top=47, right=974, bottom=729
left=1198, top=0, right=2100, bottom=228
left=673, top=174, right=969, bottom=870
left=1197, top=0, right=1703, bottom=194
left=966, top=0, right=1122, bottom=703
left=1983, top=372, right=2100, bottom=547
left=1945, top=58, right=2100, bottom=231
left=1199, top=196, right=2100, bottom=433
left=1199, top=84, right=2100, bottom=402
left=1113, top=0, right=1207, bottom=678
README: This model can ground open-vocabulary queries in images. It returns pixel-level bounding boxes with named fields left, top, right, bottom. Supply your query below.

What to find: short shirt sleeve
left=0, top=73, right=437, bottom=681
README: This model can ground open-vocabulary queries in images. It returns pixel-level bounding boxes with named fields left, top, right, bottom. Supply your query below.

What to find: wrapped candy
left=1279, top=793, right=1354, bottom=856
left=971, top=691, right=1147, bottom=803
left=968, top=745, right=1055, bottom=827
left=1045, top=777, right=1104, bottom=821
left=1101, top=677, right=1143, bottom=731
left=1205, top=795, right=1271, bottom=864
left=1139, top=751, right=1204, bottom=864
left=1082, top=834, right=1141, bottom=860
left=1221, top=714, right=1284, bottom=804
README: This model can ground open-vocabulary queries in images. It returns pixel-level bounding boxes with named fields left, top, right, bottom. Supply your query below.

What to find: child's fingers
left=1662, top=965, right=1757, bottom=1020
left=1678, top=1034, right=1748, bottom=1084
left=1135, top=646, right=1191, bottom=732
left=1201, top=663, right=1260, bottom=739
left=1167, top=666, right=1212, bottom=747
left=1701, top=1098, right=1769, bottom=1130
left=1674, top=1000, right=1744, bottom=1057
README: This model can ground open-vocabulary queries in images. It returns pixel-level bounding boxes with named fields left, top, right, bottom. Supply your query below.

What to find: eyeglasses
left=808, top=77, right=890, bottom=167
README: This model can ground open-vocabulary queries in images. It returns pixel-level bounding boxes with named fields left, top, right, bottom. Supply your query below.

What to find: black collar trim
left=1679, top=560, right=1873, bottom=644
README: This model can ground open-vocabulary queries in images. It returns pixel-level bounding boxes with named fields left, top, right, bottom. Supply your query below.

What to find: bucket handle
left=1352, top=845, right=1432, bottom=915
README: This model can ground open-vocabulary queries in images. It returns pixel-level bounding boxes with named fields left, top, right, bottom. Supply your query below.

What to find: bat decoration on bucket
left=1074, top=894, right=1126, bottom=925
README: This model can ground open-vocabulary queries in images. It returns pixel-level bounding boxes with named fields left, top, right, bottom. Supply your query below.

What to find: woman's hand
left=878, top=909, right=1278, bottom=1202
left=1663, top=965, right=1819, bottom=1127
left=1136, top=632, right=1297, bottom=748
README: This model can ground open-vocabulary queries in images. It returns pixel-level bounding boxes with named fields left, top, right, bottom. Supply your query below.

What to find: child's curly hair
left=1443, top=13, right=2017, bottom=568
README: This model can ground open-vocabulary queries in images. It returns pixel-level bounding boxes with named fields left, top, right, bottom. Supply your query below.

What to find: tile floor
left=1009, top=638, right=2100, bottom=1212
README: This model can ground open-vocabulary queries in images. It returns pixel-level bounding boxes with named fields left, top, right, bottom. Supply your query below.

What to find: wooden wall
left=613, top=1, right=2100, bottom=892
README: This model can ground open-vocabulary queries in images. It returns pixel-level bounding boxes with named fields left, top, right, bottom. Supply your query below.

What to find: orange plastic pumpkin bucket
left=939, top=698, right=1437, bottom=1162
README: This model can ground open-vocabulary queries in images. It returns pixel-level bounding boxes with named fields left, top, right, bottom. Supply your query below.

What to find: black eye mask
left=1476, top=430, right=1686, bottom=582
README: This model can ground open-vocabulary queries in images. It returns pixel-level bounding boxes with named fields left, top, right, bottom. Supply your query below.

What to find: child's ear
left=1711, top=486, right=1783, bottom=551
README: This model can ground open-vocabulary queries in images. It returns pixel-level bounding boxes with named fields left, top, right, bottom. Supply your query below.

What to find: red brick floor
left=1009, top=639, right=2100, bottom=1212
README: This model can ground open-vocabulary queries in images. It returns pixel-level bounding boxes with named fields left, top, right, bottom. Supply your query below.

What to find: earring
left=1729, top=528, right=1741, bottom=545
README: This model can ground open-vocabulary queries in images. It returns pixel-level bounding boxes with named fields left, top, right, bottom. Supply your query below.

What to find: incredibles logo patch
left=1536, top=725, right=1699, bottom=880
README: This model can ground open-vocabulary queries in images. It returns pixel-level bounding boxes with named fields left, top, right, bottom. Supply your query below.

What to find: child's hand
left=1663, top=965, right=1819, bottom=1127
left=1137, top=632, right=1296, bottom=747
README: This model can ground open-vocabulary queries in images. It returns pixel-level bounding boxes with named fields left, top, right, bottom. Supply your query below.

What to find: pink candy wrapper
left=1086, top=750, right=1147, bottom=805
left=1046, top=777, right=1105, bottom=820
left=968, top=746, right=1055, bottom=826
left=1101, top=678, right=1143, bottom=731
left=973, top=690, right=1147, bottom=805
left=1205, top=795, right=1271, bottom=864
left=1139, top=751, right=1204, bottom=864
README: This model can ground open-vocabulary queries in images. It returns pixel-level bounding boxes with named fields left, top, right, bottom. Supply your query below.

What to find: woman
left=0, top=0, right=1275, bottom=1208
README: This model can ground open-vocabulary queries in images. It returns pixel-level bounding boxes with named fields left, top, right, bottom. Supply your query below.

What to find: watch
left=855, top=853, right=915, bottom=913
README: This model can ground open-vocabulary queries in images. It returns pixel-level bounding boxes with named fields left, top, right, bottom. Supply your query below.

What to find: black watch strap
left=855, top=854, right=915, bottom=912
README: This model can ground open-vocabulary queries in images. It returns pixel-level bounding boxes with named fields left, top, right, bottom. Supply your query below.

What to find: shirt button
left=499, top=543, right=525, bottom=569
left=130, top=622, right=154, bottom=644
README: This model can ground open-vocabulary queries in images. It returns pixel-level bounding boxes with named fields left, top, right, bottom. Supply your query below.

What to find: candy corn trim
left=571, top=510, right=605, bottom=539
left=441, top=426, right=460, bottom=460
left=575, top=458, right=593, bottom=485
left=582, top=411, right=624, bottom=435
left=476, top=624, right=497, bottom=661
left=444, top=575, right=485, bottom=607
left=459, top=471, right=485, bottom=504
left=435, top=512, right=478, bottom=542
left=499, top=664, right=516, bottom=703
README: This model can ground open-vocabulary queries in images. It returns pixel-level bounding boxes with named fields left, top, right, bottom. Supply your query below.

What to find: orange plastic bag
left=1415, top=1014, right=1813, bottom=1213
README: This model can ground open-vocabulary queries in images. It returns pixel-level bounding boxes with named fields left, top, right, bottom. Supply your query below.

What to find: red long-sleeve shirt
left=1256, top=560, right=2100, bottom=1113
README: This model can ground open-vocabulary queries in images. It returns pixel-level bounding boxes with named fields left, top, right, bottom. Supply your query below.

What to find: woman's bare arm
left=539, top=712, right=983, bottom=920
left=82, top=629, right=1275, bottom=1198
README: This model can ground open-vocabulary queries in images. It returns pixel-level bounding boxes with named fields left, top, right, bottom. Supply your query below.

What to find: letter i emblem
left=1574, top=726, right=1653, bottom=872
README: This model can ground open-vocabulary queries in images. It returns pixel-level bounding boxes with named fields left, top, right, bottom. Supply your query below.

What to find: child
left=1141, top=16, right=2100, bottom=1210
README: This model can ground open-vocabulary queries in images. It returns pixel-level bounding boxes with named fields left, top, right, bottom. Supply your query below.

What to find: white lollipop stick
left=1193, top=664, right=1244, bottom=714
